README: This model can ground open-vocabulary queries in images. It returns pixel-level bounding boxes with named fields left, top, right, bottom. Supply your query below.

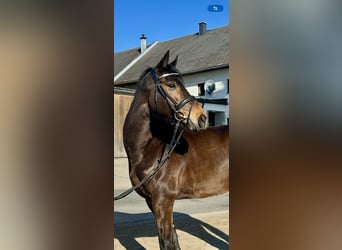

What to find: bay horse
left=122, top=51, right=229, bottom=249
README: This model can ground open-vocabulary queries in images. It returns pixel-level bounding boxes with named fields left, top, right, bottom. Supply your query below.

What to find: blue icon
left=208, top=5, right=223, bottom=12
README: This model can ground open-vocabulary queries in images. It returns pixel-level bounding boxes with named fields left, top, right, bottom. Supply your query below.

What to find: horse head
left=143, top=50, right=207, bottom=131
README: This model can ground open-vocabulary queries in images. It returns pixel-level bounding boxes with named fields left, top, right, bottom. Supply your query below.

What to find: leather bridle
left=114, top=67, right=197, bottom=201
left=149, top=67, right=195, bottom=123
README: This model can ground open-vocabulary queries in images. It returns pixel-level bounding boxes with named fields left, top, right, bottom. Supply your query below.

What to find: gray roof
left=114, top=25, right=229, bottom=86
left=114, top=44, right=154, bottom=77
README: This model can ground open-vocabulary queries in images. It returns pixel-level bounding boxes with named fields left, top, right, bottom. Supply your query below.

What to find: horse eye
left=167, top=82, right=176, bottom=89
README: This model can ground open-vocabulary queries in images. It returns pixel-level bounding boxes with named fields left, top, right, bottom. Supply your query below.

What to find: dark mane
left=138, top=67, right=153, bottom=82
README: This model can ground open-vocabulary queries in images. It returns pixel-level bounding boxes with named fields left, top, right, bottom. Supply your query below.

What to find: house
left=114, top=22, right=229, bottom=157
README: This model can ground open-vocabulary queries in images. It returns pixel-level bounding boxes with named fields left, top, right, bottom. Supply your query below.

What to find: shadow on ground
left=114, top=211, right=229, bottom=249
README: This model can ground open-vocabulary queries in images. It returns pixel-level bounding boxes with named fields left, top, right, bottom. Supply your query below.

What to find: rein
left=114, top=122, right=184, bottom=200
left=114, top=68, right=195, bottom=201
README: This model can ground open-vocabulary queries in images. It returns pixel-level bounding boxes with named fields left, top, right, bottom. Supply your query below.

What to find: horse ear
left=157, top=50, right=170, bottom=68
left=170, top=56, right=178, bottom=67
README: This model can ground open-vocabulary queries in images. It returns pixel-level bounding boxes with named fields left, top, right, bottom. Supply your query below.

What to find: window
left=208, top=111, right=215, bottom=126
left=208, top=111, right=226, bottom=126
left=198, top=83, right=205, bottom=96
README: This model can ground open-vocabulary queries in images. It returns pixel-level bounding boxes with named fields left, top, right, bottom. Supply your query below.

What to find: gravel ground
left=114, top=211, right=229, bottom=250
left=114, top=158, right=229, bottom=250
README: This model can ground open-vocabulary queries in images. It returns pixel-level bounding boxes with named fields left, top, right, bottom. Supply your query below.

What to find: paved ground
left=114, top=158, right=229, bottom=249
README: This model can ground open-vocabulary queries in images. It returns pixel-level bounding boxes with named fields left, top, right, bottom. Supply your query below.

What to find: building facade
left=183, top=68, right=229, bottom=126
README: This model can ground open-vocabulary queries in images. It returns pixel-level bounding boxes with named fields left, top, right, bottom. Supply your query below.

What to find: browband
left=158, top=72, right=179, bottom=80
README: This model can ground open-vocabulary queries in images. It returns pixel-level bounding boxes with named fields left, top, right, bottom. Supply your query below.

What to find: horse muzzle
left=198, top=114, right=207, bottom=129
left=186, top=113, right=207, bottom=131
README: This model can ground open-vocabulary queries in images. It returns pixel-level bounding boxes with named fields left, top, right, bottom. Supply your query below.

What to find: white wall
left=182, top=68, right=229, bottom=123
left=183, top=68, right=228, bottom=99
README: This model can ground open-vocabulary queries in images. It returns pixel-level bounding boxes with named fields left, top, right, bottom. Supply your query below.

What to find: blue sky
left=114, top=0, right=229, bottom=52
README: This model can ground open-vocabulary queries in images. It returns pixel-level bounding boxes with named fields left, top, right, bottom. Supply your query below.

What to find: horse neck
left=123, top=90, right=153, bottom=156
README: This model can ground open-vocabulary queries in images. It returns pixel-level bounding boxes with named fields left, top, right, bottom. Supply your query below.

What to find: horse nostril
left=198, top=114, right=207, bottom=128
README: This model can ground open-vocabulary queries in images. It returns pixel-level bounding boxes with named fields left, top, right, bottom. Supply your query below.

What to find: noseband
left=149, top=67, right=195, bottom=122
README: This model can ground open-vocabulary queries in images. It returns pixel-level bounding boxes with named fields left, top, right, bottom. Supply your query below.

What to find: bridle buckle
left=174, top=111, right=185, bottom=121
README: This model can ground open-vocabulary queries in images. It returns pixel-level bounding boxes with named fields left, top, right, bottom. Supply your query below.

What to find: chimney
left=140, top=34, right=147, bottom=53
left=199, top=22, right=207, bottom=35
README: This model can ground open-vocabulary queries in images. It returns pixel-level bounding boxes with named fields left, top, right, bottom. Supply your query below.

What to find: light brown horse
left=123, top=51, right=229, bottom=249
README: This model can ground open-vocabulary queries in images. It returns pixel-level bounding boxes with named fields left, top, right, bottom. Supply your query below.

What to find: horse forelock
left=158, top=64, right=181, bottom=78
left=140, top=63, right=181, bottom=80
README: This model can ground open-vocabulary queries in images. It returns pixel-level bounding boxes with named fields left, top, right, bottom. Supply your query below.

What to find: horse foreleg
left=152, top=195, right=180, bottom=250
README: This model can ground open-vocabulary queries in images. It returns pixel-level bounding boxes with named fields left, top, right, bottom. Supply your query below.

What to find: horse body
left=174, top=126, right=229, bottom=199
left=122, top=51, right=229, bottom=249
